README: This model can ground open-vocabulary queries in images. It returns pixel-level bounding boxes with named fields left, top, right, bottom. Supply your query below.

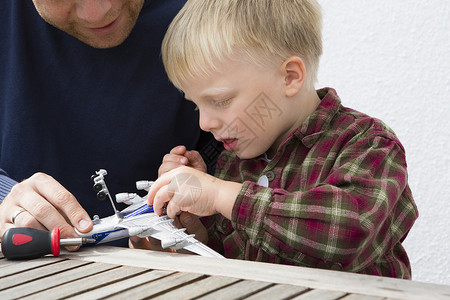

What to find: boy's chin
left=234, top=149, right=266, bottom=160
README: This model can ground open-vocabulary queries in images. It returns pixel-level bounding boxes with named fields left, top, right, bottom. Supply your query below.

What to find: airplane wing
left=114, top=213, right=224, bottom=258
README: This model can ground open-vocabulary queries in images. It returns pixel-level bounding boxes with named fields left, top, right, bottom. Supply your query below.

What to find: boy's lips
left=219, top=138, right=238, bottom=151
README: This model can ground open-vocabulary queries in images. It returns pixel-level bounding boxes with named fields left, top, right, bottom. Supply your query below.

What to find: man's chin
left=75, top=35, right=128, bottom=49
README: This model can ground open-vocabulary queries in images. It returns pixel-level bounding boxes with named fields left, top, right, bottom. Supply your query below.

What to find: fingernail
left=181, top=157, right=188, bottom=164
left=78, top=218, right=91, bottom=230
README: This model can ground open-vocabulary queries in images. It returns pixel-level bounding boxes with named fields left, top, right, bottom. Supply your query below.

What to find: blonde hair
left=162, top=0, right=322, bottom=90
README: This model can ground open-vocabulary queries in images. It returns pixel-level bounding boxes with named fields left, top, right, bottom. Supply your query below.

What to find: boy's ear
left=281, top=56, right=306, bottom=97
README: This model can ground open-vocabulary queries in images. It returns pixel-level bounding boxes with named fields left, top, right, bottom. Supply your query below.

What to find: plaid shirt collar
left=276, top=87, right=342, bottom=151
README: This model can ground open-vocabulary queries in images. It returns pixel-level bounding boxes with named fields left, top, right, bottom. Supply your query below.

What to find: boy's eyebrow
left=198, top=88, right=234, bottom=100
left=184, top=87, right=234, bottom=102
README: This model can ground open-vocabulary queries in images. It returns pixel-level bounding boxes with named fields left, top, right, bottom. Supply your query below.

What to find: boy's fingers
left=129, top=236, right=151, bottom=250
left=129, top=236, right=172, bottom=253
left=185, top=151, right=207, bottom=171
left=147, top=172, right=171, bottom=205
left=152, top=185, right=173, bottom=216
left=184, top=150, right=201, bottom=160
left=179, top=213, right=208, bottom=244
left=159, top=152, right=189, bottom=176
left=158, top=161, right=185, bottom=177
left=169, top=145, right=186, bottom=155
left=162, top=153, right=188, bottom=165
left=166, top=202, right=181, bottom=219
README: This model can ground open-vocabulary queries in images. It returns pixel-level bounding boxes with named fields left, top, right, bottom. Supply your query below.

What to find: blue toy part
left=123, top=204, right=154, bottom=219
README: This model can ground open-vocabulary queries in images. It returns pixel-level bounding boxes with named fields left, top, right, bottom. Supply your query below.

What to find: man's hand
left=0, top=172, right=93, bottom=250
left=158, top=145, right=207, bottom=176
left=129, top=212, right=208, bottom=254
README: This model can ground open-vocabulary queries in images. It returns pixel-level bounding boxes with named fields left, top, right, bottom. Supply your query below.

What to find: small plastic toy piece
left=75, top=169, right=224, bottom=258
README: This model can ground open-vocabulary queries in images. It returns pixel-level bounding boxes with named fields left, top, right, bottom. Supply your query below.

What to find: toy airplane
left=75, top=169, right=224, bottom=258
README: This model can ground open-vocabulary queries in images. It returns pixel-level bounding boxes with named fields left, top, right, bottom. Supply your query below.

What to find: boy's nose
left=76, top=0, right=113, bottom=24
left=199, top=111, right=221, bottom=132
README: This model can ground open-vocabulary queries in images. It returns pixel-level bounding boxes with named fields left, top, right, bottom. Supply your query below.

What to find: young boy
left=147, top=0, right=418, bottom=278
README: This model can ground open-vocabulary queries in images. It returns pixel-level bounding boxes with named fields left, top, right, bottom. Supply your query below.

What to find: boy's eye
left=213, top=98, right=232, bottom=108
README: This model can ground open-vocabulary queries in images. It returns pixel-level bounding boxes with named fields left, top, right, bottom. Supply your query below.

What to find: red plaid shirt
left=202, top=88, right=418, bottom=278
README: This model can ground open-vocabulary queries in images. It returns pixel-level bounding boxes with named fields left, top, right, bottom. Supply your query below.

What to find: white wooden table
left=1, top=246, right=449, bottom=299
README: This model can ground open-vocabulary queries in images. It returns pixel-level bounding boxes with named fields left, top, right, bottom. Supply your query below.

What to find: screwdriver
left=0, top=227, right=95, bottom=260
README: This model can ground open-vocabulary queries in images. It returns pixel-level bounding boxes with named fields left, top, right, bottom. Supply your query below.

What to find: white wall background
left=316, top=1, right=450, bottom=285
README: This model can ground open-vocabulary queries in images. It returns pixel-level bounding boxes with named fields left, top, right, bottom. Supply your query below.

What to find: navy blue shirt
left=0, top=0, right=205, bottom=229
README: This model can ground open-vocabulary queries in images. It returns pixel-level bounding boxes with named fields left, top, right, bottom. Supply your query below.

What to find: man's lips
left=86, top=15, right=120, bottom=35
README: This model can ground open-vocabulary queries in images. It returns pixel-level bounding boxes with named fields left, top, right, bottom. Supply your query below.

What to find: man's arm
left=0, top=169, right=18, bottom=202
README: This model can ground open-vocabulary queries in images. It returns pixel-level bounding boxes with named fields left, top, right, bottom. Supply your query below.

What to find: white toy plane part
left=75, top=169, right=224, bottom=259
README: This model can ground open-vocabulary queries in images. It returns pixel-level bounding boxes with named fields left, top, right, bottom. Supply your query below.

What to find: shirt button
left=257, top=175, right=269, bottom=187
left=265, top=171, right=275, bottom=181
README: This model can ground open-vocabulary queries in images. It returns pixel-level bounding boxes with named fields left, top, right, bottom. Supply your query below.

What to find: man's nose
left=76, top=0, right=113, bottom=23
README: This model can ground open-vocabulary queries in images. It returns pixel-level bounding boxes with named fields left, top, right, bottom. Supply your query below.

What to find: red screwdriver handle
left=1, top=227, right=60, bottom=260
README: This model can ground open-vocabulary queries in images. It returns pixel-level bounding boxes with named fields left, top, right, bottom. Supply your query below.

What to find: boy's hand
left=129, top=212, right=208, bottom=254
left=158, top=145, right=206, bottom=176
left=148, top=166, right=242, bottom=220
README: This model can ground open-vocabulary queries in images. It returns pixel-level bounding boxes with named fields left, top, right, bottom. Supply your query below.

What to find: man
left=0, top=0, right=212, bottom=247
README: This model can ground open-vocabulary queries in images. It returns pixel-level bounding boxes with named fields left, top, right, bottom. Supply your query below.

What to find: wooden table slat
left=4, top=262, right=118, bottom=299
left=151, top=275, right=241, bottom=300
left=99, top=271, right=205, bottom=300
left=290, top=289, right=348, bottom=300
left=26, top=265, right=165, bottom=300
left=341, top=294, right=386, bottom=300
left=0, top=257, right=63, bottom=278
left=0, top=259, right=89, bottom=291
left=195, top=279, right=273, bottom=299
left=61, top=268, right=175, bottom=300
left=244, top=284, right=310, bottom=300
left=0, top=257, right=22, bottom=269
